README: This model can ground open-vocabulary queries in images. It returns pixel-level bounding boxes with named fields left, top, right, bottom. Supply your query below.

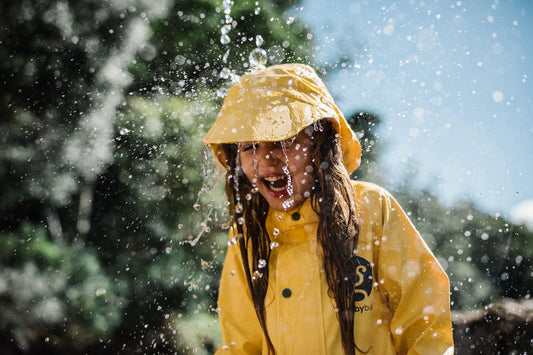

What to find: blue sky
left=292, top=0, right=533, bottom=218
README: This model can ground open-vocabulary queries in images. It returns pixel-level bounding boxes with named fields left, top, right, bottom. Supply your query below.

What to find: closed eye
left=241, top=142, right=257, bottom=152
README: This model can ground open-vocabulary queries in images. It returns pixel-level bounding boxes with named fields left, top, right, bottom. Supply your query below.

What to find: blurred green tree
left=0, top=0, right=313, bottom=353
left=349, top=111, right=383, bottom=184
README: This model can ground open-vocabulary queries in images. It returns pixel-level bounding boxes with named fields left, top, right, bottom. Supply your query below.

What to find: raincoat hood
left=203, top=63, right=362, bottom=174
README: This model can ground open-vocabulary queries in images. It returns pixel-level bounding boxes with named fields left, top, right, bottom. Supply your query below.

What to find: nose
left=257, top=142, right=282, bottom=163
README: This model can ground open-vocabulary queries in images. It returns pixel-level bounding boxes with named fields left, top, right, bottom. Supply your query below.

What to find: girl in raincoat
left=203, top=63, right=454, bottom=355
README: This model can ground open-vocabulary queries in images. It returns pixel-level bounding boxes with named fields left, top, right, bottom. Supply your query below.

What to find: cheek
left=239, top=153, right=256, bottom=180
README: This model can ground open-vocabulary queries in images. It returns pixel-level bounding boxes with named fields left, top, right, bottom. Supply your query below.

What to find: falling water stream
left=190, top=0, right=272, bottom=246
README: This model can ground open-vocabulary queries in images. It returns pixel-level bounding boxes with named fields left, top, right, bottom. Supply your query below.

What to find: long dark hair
left=222, top=118, right=364, bottom=355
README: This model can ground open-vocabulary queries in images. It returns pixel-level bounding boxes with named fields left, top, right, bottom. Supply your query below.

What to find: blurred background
left=1, top=0, right=531, bottom=354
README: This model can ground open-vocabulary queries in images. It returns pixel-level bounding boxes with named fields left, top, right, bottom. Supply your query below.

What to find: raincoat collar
left=265, top=198, right=319, bottom=245
left=203, top=63, right=362, bottom=174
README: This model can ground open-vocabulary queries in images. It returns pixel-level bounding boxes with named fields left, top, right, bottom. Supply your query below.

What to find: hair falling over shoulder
left=222, top=119, right=365, bottom=355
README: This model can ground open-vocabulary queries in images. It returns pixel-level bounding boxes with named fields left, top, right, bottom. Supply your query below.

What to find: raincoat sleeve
left=216, top=230, right=263, bottom=354
left=376, top=189, right=454, bottom=355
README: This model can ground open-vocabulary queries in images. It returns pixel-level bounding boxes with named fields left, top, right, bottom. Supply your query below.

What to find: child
left=203, top=63, right=454, bottom=354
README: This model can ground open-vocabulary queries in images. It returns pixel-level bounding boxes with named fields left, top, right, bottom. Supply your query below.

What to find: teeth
left=270, top=185, right=286, bottom=192
left=263, top=175, right=288, bottom=192
left=264, top=176, right=285, bottom=182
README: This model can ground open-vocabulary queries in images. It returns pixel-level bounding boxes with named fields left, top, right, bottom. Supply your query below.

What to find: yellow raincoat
left=204, top=64, right=454, bottom=354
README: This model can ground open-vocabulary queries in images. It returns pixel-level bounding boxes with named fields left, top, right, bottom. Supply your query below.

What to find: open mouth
left=262, top=175, right=289, bottom=192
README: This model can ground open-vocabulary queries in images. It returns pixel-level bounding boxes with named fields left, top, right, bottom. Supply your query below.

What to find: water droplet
left=221, top=222, right=230, bottom=230
left=223, top=0, right=232, bottom=9
left=219, top=67, right=231, bottom=79
left=193, top=203, right=201, bottom=211
left=254, top=7, right=260, bottom=15
left=237, top=216, right=244, bottom=225
left=245, top=193, right=252, bottom=200
left=272, top=228, right=279, bottom=236
left=177, top=224, right=183, bottom=229
left=222, top=49, right=230, bottom=63
left=221, top=24, right=231, bottom=35
left=286, top=16, right=295, bottom=25
left=220, top=34, right=230, bottom=45
left=165, top=246, right=172, bottom=254
left=251, top=187, right=259, bottom=193
left=120, top=128, right=130, bottom=135
left=282, top=198, right=294, bottom=210
left=258, top=259, right=267, bottom=268
left=492, top=91, right=504, bottom=103
left=249, top=48, right=267, bottom=67
left=235, top=203, right=243, bottom=214
left=255, top=35, right=264, bottom=47
left=216, top=88, right=228, bottom=98
left=270, top=242, right=279, bottom=249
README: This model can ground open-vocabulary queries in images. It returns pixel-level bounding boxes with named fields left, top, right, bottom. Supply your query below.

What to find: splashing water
left=313, top=120, right=324, bottom=132
left=193, top=145, right=211, bottom=211
left=251, top=142, right=260, bottom=191
left=255, top=35, right=264, bottom=47
left=234, top=144, right=243, bottom=215
left=249, top=48, right=267, bottom=68
left=220, top=34, right=230, bottom=45
left=182, top=205, right=214, bottom=247
left=282, top=197, right=295, bottom=210
left=223, top=0, right=232, bottom=22
left=219, top=0, right=233, bottom=82
left=249, top=35, right=267, bottom=69
left=219, top=67, right=231, bottom=79
left=221, top=24, right=231, bottom=35
left=222, top=49, right=230, bottom=63
left=280, top=140, right=294, bottom=197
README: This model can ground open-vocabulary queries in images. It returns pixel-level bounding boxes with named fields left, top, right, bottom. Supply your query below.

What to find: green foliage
left=0, top=223, right=127, bottom=350
left=128, top=0, right=312, bottom=94
left=393, top=186, right=533, bottom=310
left=0, top=0, right=311, bottom=353
left=349, top=111, right=383, bottom=184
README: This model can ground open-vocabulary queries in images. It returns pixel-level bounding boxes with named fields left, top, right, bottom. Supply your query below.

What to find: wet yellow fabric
left=216, top=182, right=454, bottom=354
left=203, top=63, right=362, bottom=174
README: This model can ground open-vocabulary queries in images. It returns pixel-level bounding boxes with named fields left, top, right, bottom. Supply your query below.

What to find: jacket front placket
left=264, top=201, right=332, bottom=354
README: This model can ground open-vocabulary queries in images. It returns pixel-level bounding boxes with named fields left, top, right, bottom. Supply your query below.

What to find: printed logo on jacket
left=350, top=256, right=373, bottom=314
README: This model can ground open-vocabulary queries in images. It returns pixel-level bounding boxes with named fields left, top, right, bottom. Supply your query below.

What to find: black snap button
left=282, top=288, right=292, bottom=298
left=291, top=212, right=300, bottom=221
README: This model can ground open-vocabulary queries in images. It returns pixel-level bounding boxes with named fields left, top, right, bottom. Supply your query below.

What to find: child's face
left=239, top=129, right=316, bottom=211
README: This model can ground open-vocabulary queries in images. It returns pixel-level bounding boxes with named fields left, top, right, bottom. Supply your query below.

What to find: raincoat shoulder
left=351, top=180, right=454, bottom=355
